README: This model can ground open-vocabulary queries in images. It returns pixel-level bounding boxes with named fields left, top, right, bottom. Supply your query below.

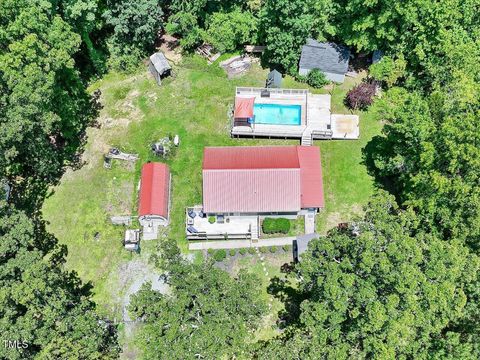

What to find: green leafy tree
left=104, top=0, right=163, bottom=71
left=205, top=9, right=257, bottom=52
left=369, top=55, right=406, bottom=87
left=0, top=0, right=96, bottom=184
left=0, top=207, right=119, bottom=359
left=129, top=239, right=267, bottom=359
left=256, top=192, right=479, bottom=359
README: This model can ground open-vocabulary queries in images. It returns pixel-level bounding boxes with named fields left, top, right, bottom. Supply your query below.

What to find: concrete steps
left=251, top=220, right=259, bottom=240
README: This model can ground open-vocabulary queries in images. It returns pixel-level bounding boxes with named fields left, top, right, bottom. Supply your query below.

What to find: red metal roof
left=139, top=162, right=170, bottom=218
left=202, top=146, right=324, bottom=213
left=203, top=146, right=300, bottom=170
left=234, top=97, right=255, bottom=118
left=297, top=146, right=325, bottom=208
left=203, top=169, right=301, bottom=213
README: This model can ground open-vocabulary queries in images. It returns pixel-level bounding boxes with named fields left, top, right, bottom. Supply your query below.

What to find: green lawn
left=42, top=56, right=381, bottom=316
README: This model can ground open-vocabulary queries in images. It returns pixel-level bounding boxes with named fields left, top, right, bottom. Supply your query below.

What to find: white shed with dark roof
left=148, top=52, right=172, bottom=85
left=299, top=39, right=350, bottom=83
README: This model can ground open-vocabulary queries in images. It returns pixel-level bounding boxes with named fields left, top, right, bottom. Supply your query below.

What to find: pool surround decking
left=231, top=87, right=359, bottom=141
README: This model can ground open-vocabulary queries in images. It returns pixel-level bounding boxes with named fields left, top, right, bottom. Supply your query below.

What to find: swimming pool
left=253, top=103, right=301, bottom=125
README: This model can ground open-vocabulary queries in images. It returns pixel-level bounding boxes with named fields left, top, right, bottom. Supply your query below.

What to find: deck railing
left=236, top=87, right=309, bottom=96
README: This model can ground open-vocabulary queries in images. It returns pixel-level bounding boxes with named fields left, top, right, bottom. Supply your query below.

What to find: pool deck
left=231, top=87, right=359, bottom=143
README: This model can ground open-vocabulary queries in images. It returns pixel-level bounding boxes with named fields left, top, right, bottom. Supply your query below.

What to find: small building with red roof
left=186, top=146, right=324, bottom=240
left=138, top=162, right=171, bottom=239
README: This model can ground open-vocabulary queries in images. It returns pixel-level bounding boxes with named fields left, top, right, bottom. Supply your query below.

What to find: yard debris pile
left=220, top=55, right=254, bottom=78
left=196, top=43, right=221, bottom=64
left=104, top=148, right=139, bottom=169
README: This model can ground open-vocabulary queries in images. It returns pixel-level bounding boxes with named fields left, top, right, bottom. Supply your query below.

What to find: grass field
left=42, top=55, right=381, bottom=318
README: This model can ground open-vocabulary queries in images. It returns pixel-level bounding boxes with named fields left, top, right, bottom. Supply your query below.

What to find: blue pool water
left=253, top=103, right=301, bottom=125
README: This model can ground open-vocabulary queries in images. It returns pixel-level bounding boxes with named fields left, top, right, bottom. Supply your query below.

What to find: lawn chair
left=188, top=209, right=197, bottom=219
left=187, top=226, right=199, bottom=234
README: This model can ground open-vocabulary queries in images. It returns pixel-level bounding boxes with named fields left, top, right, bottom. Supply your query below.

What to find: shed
left=148, top=52, right=172, bottom=85
left=293, top=233, right=319, bottom=262
left=138, top=162, right=171, bottom=239
left=266, top=69, right=282, bottom=88
left=299, top=39, right=350, bottom=83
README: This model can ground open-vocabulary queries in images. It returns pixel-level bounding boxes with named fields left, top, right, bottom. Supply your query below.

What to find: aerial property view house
left=138, top=162, right=171, bottom=240
left=186, top=146, right=324, bottom=241
left=299, top=39, right=351, bottom=83
left=230, top=87, right=359, bottom=143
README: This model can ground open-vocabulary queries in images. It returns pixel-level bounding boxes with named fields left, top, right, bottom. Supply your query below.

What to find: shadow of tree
left=267, top=266, right=307, bottom=329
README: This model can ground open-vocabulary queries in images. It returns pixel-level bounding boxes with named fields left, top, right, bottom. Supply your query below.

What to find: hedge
left=262, top=218, right=290, bottom=234
left=213, top=249, right=227, bottom=262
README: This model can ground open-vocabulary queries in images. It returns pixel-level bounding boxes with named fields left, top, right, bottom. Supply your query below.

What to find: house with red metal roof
left=186, top=146, right=324, bottom=240
left=138, top=162, right=171, bottom=239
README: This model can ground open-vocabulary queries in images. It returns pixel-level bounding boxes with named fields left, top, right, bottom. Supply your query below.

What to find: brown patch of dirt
left=158, top=34, right=182, bottom=64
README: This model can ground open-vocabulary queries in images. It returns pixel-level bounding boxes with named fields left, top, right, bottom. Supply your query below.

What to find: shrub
left=229, top=249, right=236, bottom=256
left=213, top=249, right=227, bottom=262
left=259, top=246, right=268, bottom=254
left=270, top=246, right=277, bottom=253
left=239, top=248, right=247, bottom=255
left=208, top=216, right=216, bottom=224
left=345, top=82, right=376, bottom=110
left=207, top=248, right=214, bottom=255
left=306, top=69, right=329, bottom=88
left=248, top=247, right=255, bottom=255
left=282, top=245, right=292, bottom=252
left=262, top=218, right=291, bottom=234
left=369, top=55, right=406, bottom=87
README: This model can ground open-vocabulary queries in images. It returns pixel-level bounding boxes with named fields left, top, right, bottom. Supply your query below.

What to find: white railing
left=236, top=87, right=309, bottom=95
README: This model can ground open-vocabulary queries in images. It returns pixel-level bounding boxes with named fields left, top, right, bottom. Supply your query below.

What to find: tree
left=129, top=239, right=267, bottom=359
left=205, top=9, right=257, bottom=53
left=0, top=206, right=119, bottom=359
left=104, top=0, right=163, bottom=71
left=260, top=0, right=315, bottom=74
left=255, top=192, right=479, bottom=359
left=0, top=0, right=96, bottom=185
left=345, top=81, right=376, bottom=110
left=369, top=55, right=406, bottom=88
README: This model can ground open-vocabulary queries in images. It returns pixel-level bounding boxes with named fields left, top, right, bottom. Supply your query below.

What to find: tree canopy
left=128, top=240, right=267, bottom=359
left=256, top=192, right=480, bottom=359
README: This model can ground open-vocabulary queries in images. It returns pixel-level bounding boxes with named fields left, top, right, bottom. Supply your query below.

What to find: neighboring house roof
left=294, top=232, right=319, bottom=260
left=139, top=162, right=170, bottom=218
left=202, top=146, right=324, bottom=213
left=299, top=39, right=350, bottom=75
left=149, top=52, right=171, bottom=75
left=234, top=97, right=255, bottom=118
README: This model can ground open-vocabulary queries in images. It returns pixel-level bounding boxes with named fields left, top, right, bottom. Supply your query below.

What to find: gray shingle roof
left=299, top=39, right=350, bottom=75
left=149, top=52, right=171, bottom=75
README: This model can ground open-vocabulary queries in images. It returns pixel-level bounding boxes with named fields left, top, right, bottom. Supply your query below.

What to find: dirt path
left=117, top=257, right=168, bottom=359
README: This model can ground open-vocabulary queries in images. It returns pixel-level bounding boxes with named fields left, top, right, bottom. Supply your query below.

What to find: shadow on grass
left=267, top=264, right=307, bottom=329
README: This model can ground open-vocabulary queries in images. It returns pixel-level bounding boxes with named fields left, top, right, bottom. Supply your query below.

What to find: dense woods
left=1, top=0, right=479, bottom=358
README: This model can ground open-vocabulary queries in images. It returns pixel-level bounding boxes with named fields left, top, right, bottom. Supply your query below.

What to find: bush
left=269, top=246, right=277, bottom=253
left=213, top=249, right=227, bottom=262
left=259, top=246, right=268, bottom=254
left=248, top=247, right=256, bottom=255
left=262, top=218, right=291, bottom=234
left=229, top=249, right=236, bottom=257
left=345, top=82, right=377, bottom=110
left=208, top=216, right=216, bottom=224
left=282, top=245, right=292, bottom=252
left=306, top=69, right=329, bottom=88
left=207, top=248, right=214, bottom=255
left=369, top=55, right=406, bottom=87
left=239, top=248, right=247, bottom=255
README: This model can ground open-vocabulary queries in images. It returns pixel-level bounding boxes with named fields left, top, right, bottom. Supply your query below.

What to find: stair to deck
left=301, top=128, right=313, bottom=146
